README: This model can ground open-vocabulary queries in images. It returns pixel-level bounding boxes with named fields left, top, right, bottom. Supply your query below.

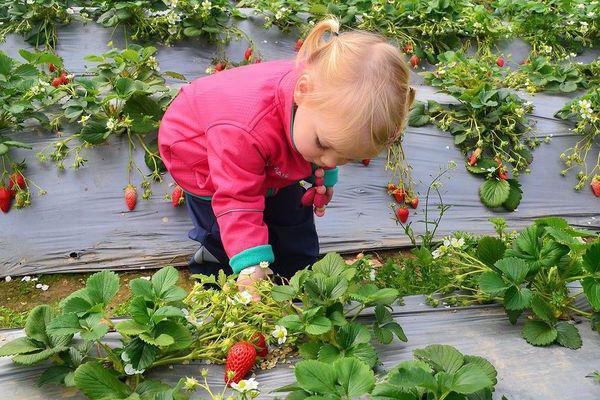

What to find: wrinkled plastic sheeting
left=1, top=296, right=600, bottom=399
left=0, top=13, right=599, bottom=276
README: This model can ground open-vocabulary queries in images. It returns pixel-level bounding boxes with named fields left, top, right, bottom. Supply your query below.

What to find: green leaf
left=337, top=323, right=371, bottom=349
left=305, top=316, right=332, bottom=335
left=163, top=71, right=187, bottom=81
left=317, top=344, right=340, bottom=364
left=478, top=272, right=508, bottom=295
left=413, top=344, right=464, bottom=374
left=74, top=362, right=133, bottom=400
left=86, top=270, right=119, bottom=306
left=152, top=267, right=179, bottom=296
left=388, top=365, right=437, bottom=392
left=450, top=364, right=493, bottom=394
left=81, top=324, right=109, bottom=341
left=347, top=343, right=379, bottom=368
left=114, top=77, right=137, bottom=97
left=47, top=313, right=81, bottom=337
left=583, top=243, right=600, bottom=274
left=272, top=285, right=297, bottom=301
left=582, top=277, right=600, bottom=311
left=151, top=306, right=184, bottom=322
left=130, top=296, right=151, bottom=325
left=13, top=346, right=70, bottom=365
left=479, top=179, right=510, bottom=208
left=494, top=257, right=530, bottom=285
left=294, top=360, right=337, bottom=394
left=506, top=309, right=522, bottom=325
left=161, top=286, right=187, bottom=302
left=278, top=314, right=303, bottom=331
left=370, top=383, right=417, bottom=400
left=335, top=357, right=375, bottom=397
left=0, top=52, right=14, bottom=76
left=408, top=102, right=431, bottom=127
left=80, top=117, right=111, bottom=144
left=0, top=337, right=43, bottom=356
left=463, top=355, right=497, bottom=385
left=503, top=286, right=532, bottom=311
left=312, top=253, right=348, bottom=277
left=522, top=320, right=557, bottom=346
left=61, top=295, right=93, bottom=315
left=139, top=333, right=174, bottom=347
left=555, top=321, right=582, bottom=349
left=503, top=179, right=522, bottom=211
left=38, top=365, right=73, bottom=387
left=156, top=321, right=193, bottom=351
left=374, top=324, right=393, bottom=344
left=116, top=320, right=148, bottom=335
left=476, top=237, right=506, bottom=267
left=130, top=278, right=155, bottom=301
left=125, top=338, right=158, bottom=370
left=530, top=295, right=554, bottom=323
left=298, top=342, right=322, bottom=360
left=25, top=305, right=54, bottom=344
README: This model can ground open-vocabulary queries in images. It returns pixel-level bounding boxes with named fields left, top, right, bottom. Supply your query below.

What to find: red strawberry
left=51, top=77, right=62, bottom=87
left=467, top=148, right=482, bottom=166
left=124, top=184, right=137, bottom=211
left=410, top=196, right=419, bottom=209
left=409, top=55, right=420, bottom=68
left=254, top=58, right=262, bottom=64
left=59, top=72, right=69, bottom=84
left=172, top=185, right=184, bottom=207
left=215, top=63, right=225, bottom=72
left=395, top=207, right=409, bottom=223
left=361, top=159, right=370, bottom=167
left=591, top=176, right=600, bottom=197
left=392, top=188, right=405, bottom=203
left=9, top=172, right=25, bottom=197
left=386, top=183, right=397, bottom=193
left=301, top=186, right=316, bottom=207
left=498, top=170, right=509, bottom=180
left=250, top=332, right=268, bottom=358
left=295, top=38, right=304, bottom=52
left=402, top=42, right=413, bottom=54
left=244, top=47, right=253, bottom=61
left=314, top=206, right=325, bottom=217
left=0, top=186, right=12, bottom=213
left=48, top=63, right=56, bottom=72
left=313, top=192, right=328, bottom=208
left=224, top=341, right=257, bottom=384
left=496, top=57, right=504, bottom=67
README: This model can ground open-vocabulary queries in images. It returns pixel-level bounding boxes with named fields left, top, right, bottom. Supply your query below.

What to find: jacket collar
left=277, top=61, right=304, bottom=154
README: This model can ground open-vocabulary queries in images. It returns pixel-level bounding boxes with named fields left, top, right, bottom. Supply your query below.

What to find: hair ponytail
left=296, top=17, right=340, bottom=65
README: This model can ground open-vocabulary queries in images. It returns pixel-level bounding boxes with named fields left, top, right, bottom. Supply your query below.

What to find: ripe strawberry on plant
left=124, top=184, right=137, bottom=211
left=0, top=185, right=12, bottom=213
left=250, top=332, right=268, bottom=358
left=467, top=148, right=481, bottom=166
left=215, top=63, right=225, bottom=72
left=51, top=77, right=62, bottom=87
left=172, top=185, right=184, bottom=207
left=392, top=188, right=405, bottom=203
left=295, top=38, right=304, bottom=52
left=409, top=196, right=419, bottom=209
left=402, top=42, right=413, bottom=54
left=361, top=159, right=370, bottom=166
left=410, top=55, right=420, bottom=69
left=48, top=63, right=56, bottom=72
left=224, top=341, right=257, bottom=384
left=9, top=171, right=25, bottom=197
left=395, top=206, right=409, bottom=223
left=496, top=57, right=505, bottom=67
left=591, top=176, right=600, bottom=197
left=386, top=183, right=397, bottom=193
left=244, top=47, right=253, bottom=61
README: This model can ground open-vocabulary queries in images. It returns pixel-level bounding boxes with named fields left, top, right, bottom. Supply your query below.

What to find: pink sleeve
left=206, top=124, right=275, bottom=273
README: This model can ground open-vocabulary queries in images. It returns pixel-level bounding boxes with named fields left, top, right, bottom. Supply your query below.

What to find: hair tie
left=333, top=31, right=339, bottom=36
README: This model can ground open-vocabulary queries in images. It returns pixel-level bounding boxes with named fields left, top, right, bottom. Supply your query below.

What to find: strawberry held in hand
left=244, top=47, right=253, bottom=61
left=171, top=185, right=184, bottom=207
left=224, top=341, right=257, bottom=384
left=124, top=184, right=137, bottom=211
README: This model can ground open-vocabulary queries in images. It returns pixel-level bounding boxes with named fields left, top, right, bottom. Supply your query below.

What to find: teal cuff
left=323, top=167, right=338, bottom=187
left=230, top=245, right=275, bottom=274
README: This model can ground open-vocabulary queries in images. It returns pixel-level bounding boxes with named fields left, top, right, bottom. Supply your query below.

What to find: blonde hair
left=296, top=17, right=415, bottom=158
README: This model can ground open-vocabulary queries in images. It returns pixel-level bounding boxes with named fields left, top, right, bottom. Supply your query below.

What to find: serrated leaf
left=157, top=320, right=193, bottom=351
left=506, top=309, right=522, bottom=325
left=0, top=337, right=43, bottom=356
left=278, top=314, right=303, bottom=331
left=305, top=316, right=332, bottom=335
left=130, top=296, right=151, bottom=325
left=582, top=277, right=600, bottom=311
left=13, top=346, right=69, bottom=365
left=86, top=270, right=119, bottom=306
left=370, top=383, right=416, bottom=400
left=317, top=344, right=340, bottom=364
left=522, top=320, right=557, bottom=346
left=479, top=179, right=510, bottom=208
left=151, top=306, right=183, bottom=323
left=408, top=102, right=431, bottom=127
left=125, top=338, right=157, bottom=370
left=139, top=333, right=174, bottom=347
left=312, top=253, right=348, bottom=277
left=25, top=305, right=54, bottom=345
left=294, top=360, right=337, bottom=394
left=337, top=323, right=371, bottom=349
left=451, top=364, right=493, bottom=394
left=152, top=266, right=179, bottom=296
left=271, top=285, right=297, bottom=301
left=555, top=321, right=582, bottom=349
left=116, top=320, right=148, bottom=335
left=476, top=237, right=506, bottom=267
left=38, top=365, right=73, bottom=387
left=463, top=355, right=497, bottom=385
left=335, top=357, right=375, bottom=397
left=130, top=278, right=155, bottom=301
left=74, top=362, right=133, bottom=400
left=503, top=286, right=532, bottom=311
left=478, top=272, right=508, bottom=295
left=347, top=343, right=378, bottom=368
left=413, top=344, right=464, bottom=374
left=503, top=179, right=522, bottom=212
left=583, top=243, right=600, bottom=274
left=298, top=342, right=322, bottom=360
left=530, top=295, right=554, bottom=323
left=80, top=324, right=109, bottom=341
left=494, top=257, right=530, bottom=285
left=47, top=313, right=81, bottom=337
left=388, top=365, right=437, bottom=392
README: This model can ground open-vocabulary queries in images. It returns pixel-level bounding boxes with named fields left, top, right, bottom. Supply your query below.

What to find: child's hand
left=236, top=264, right=273, bottom=302
left=326, top=186, right=334, bottom=202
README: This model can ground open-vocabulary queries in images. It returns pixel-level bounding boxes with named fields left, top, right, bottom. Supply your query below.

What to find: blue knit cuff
left=323, top=167, right=338, bottom=187
left=230, top=245, right=275, bottom=274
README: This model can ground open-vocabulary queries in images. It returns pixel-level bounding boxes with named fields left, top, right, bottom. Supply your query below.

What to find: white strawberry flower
left=66, top=8, right=74, bottom=14
left=231, top=378, right=259, bottom=393
left=272, top=325, right=287, bottom=345
left=224, top=321, right=235, bottom=328
left=235, top=291, right=253, bottom=305
left=577, top=3, right=585, bottom=9
left=106, top=117, right=118, bottom=131
left=21, top=276, right=31, bottom=282
left=369, top=268, right=377, bottom=281
left=41, top=284, right=49, bottom=291
left=121, top=352, right=131, bottom=362
left=4, top=276, right=12, bottom=282
left=450, top=237, right=465, bottom=248
left=124, top=364, right=145, bottom=375
left=201, top=0, right=211, bottom=10
left=36, top=283, right=43, bottom=288
left=259, top=261, right=270, bottom=269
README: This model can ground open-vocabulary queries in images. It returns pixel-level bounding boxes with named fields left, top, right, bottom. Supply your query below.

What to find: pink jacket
left=158, top=59, right=338, bottom=273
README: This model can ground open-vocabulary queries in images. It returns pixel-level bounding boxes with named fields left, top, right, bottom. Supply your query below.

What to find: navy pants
left=185, top=183, right=320, bottom=279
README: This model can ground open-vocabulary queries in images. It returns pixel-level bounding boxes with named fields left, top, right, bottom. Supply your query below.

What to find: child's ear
left=293, top=74, right=311, bottom=105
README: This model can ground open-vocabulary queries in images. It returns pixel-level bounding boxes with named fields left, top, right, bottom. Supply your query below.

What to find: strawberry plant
left=428, top=217, right=600, bottom=349
left=554, top=87, right=600, bottom=191
left=504, top=55, right=587, bottom=93
left=83, top=0, right=247, bottom=45
left=271, top=252, right=406, bottom=369
left=410, top=76, right=537, bottom=210
left=276, top=344, right=499, bottom=400
left=493, top=0, right=600, bottom=58
left=237, top=0, right=309, bottom=32
left=0, top=0, right=75, bottom=49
